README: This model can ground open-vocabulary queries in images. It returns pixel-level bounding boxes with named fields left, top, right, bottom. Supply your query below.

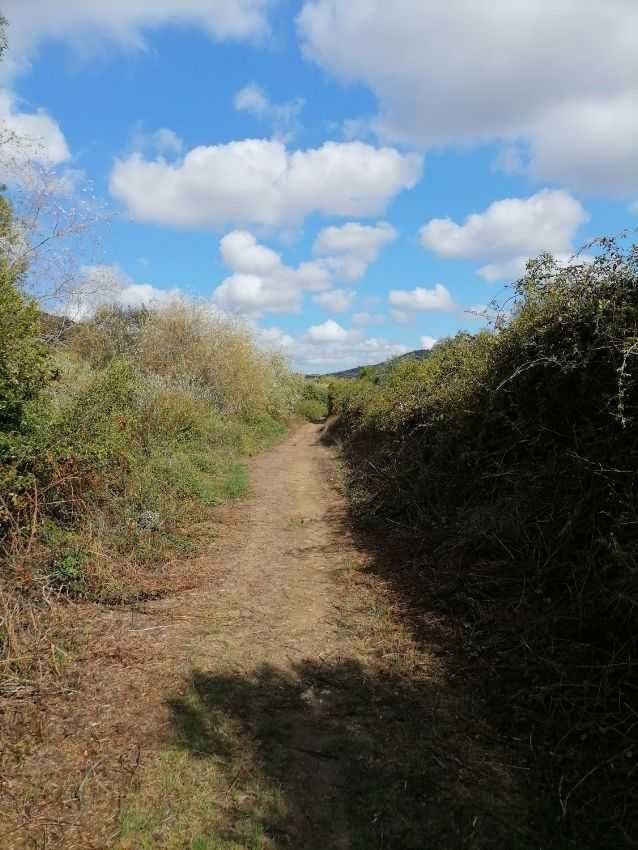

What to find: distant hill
left=307, top=347, right=431, bottom=380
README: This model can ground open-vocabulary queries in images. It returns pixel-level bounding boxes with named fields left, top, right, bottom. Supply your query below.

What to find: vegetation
left=330, top=236, right=638, bottom=848
left=0, top=192, right=303, bottom=691
left=295, top=379, right=329, bottom=422
left=307, top=347, right=431, bottom=381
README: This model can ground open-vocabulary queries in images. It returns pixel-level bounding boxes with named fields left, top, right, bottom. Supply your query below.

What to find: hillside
left=307, top=346, right=431, bottom=380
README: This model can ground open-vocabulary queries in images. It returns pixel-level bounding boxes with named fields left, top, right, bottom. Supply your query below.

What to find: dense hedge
left=331, top=236, right=638, bottom=848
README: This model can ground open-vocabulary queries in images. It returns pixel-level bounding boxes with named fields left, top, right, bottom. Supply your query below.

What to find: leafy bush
left=296, top=398, right=327, bottom=423
left=0, top=196, right=50, bottom=432
left=1, top=291, right=299, bottom=605
left=296, top=380, right=329, bottom=421
left=333, top=236, right=638, bottom=848
left=50, top=550, right=87, bottom=594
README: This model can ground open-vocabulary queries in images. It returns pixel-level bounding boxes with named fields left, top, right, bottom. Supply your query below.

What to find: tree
left=0, top=194, right=49, bottom=431
left=0, top=13, right=108, bottom=322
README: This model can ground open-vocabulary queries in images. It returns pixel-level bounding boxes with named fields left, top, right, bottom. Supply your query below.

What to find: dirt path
left=3, top=424, right=531, bottom=849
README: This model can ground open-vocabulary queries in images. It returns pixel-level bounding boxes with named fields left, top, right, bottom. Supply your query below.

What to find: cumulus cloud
left=313, top=220, right=396, bottom=280
left=293, top=319, right=408, bottom=372
left=255, top=326, right=295, bottom=351
left=0, top=90, right=70, bottom=167
left=63, top=264, right=183, bottom=320
left=420, top=335, right=438, bottom=350
left=2, top=0, right=274, bottom=77
left=297, top=0, right=638, bottom=195
left=212, top=219, right=397, bottom=318
left=110, top=139, right=421, bottom=230
left=525, top=92, right=638, bottom=195
left=420, top=189, right=589, bottom=281
left=304, top=318, right=357, bottom=344
left=234, top=83, right=304, bottom=139
left=388, top=284, right=455, bottom=316
left=212, top=230, right=330, bottom=317
left=0, top=0, right=275, bottom=176
left=313, top=288, right=355, bottom=313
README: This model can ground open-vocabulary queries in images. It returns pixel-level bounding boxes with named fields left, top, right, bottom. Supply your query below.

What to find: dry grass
left=0, top=585, right=84, bottom=706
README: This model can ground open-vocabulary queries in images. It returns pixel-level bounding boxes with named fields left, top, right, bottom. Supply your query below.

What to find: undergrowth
left=0, top=201, right=303, bottom=693
left=295, top=379, right=329, bottom=423
left=330, top=235, right=638, bottom=848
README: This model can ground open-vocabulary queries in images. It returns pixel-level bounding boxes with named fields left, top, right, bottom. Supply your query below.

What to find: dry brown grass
left=0, top=586, right=80, bottom=699
left=136, top=302, right=284, bottom=419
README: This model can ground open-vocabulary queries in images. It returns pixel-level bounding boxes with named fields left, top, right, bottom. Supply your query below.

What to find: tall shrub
left=0, top=196, right=49, bottom=433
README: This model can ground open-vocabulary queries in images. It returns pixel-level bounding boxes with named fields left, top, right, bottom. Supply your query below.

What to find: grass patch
left=224, top=463, right=249, bottom=500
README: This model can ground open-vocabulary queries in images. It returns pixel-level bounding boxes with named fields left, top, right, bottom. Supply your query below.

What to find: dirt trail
left=3, top=424, right=529, bottom=849
left=190, top=422, right=344, bottom=671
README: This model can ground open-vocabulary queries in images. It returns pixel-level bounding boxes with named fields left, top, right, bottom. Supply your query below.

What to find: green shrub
left=334, top=236, right=638, bottom=847
left=296, top=398, right=327, bottom=423
left=1, top=293, right=297, bottom=587
left=49, top=549, right=87, bottom=594
left=0, top=196, right=50, bottom=433
left=296, top=380, right=329, bottom=421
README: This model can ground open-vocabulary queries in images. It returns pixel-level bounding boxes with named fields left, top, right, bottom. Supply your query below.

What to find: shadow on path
left=168, top=657, right=536, bottom=850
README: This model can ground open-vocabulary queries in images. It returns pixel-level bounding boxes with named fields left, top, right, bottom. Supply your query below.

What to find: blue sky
left=1, top=1, right=636, bottom=371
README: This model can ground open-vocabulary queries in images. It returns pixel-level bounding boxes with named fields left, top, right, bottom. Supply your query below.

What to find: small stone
left=138, top=509, right=161, bottom=530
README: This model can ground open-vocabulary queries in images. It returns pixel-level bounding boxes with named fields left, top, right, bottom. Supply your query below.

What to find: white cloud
left=420, top=335, right=437, bottom=350
left=213, top=273, right=301, bottom=316
left=2, top=0, right=274, bottom=77
left=109, top=139, right=422, bottom=230
left=212, top=221, right=398, bottom=318
left=313, top=288, right=355, bottom=313
left=475, top=257, right=529, bottom=283
left=313, top=220, right=396, bottom=280
left=526, top=92, right=638, bottom=195
left=255, top=326, right=295, bottom=351
left=297, top=0, right=638, bottom=195
left=234, top=84, right=271, bottom=116
left=0, top=90, right=70, bottom=167
left=151, top=128, right=184, bottom=156
left=304, top=319, right=357, bottom=345
left=219, top=229, right=281, bottom=275
left=388, top=284, right=455, bottom=314
left=131, top=126, right=185, bottom=158
left=420, top=189, right=589, bottom=281
left=64, top=265, right=182, bottom=320
left=212, top=230, right=330, bottom=317
left=293, top=320, right=408, bottom=372
left=352, top=311, right=384, bottom=327
left=234, top=83, right=304, bottom=139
